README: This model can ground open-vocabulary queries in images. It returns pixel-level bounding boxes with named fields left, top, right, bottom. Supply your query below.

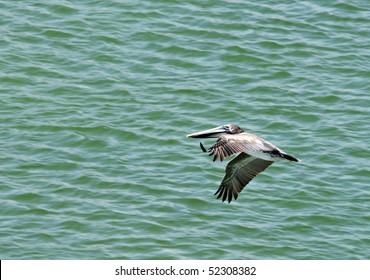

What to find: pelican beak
left=187, top=126, right=227, bottom=138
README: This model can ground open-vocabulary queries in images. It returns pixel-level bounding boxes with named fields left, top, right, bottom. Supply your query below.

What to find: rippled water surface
left=1, top=0, right=370, bottom=259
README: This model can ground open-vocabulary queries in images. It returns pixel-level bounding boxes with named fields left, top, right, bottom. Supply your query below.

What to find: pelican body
left=187, top=124, right=299, bottom=203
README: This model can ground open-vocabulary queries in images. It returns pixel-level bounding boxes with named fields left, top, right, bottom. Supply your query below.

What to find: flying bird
left=187, top=124, right=299, bottom=203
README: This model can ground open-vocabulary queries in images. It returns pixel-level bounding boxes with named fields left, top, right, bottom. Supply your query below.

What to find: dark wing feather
left=208, top=137, right=244, bottom=161
left=214, top=153, right=273, bottom=203
left=208, top=133, right=276, bottom=162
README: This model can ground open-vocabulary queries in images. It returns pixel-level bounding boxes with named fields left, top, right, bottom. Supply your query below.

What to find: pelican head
left=187, top=124, right=244, bottom=138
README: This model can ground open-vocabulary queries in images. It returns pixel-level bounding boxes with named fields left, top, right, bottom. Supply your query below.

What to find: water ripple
left=1, top=0, right=370, bottom=259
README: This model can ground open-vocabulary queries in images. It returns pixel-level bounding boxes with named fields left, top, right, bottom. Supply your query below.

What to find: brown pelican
left=187, top=124, right=299, bottom=203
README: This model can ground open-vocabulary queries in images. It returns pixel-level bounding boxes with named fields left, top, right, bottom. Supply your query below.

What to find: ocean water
left=1, top=0, right=369, bottom=259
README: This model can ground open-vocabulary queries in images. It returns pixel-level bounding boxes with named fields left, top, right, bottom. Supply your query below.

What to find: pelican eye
left=222, top=125, right=232, bottom=133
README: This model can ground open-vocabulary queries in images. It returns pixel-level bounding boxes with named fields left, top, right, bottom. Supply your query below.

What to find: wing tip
left=200, top=142, right=207, bottom=152
left=214, top=184, right=238, bottom=203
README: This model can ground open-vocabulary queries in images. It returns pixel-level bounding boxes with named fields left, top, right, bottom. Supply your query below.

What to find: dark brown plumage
left=188, top=124, right=299, bottom=203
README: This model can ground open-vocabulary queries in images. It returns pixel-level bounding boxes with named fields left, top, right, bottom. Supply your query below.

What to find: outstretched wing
left=207, top=133, right=276, bottom=161
left=215, top=153, right=273, bottom=203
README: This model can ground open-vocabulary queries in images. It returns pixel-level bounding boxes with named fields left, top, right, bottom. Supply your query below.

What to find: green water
left=1, top=0, right=369, bottom=259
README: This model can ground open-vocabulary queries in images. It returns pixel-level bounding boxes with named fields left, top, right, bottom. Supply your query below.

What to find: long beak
left=187, top=126, right=227, bottom=138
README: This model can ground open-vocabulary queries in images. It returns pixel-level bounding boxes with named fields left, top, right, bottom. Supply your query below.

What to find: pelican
left=187, top=124, right=299, bottom=203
